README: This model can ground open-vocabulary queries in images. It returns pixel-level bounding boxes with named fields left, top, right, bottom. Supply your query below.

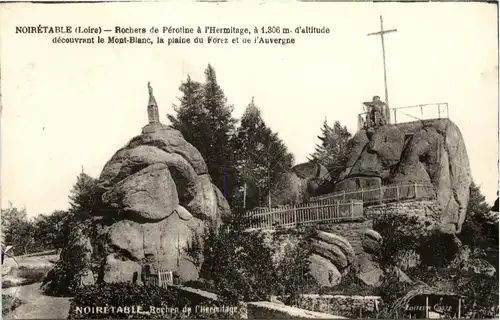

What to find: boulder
left=102, top=163, right=179, bottom=221
left=185, top=175, right=219, bottom=221
left=292, top=162, right=330, bottom=182
left=98, top=145, right=198, bottom=200
left=307, top=254, right=342, bottom=287
left=338, top=119, right=471, bottom=234
left=362, top=229, right=383, bottom=255
left=355, top=253, right=383, bottom=287
left=392, top=267, right=413, bottom=284
left=107, top=212, right=204, bottom=279
left=349, top=126, right=405, bottom=179
left=334, top=177, right=382, bottom=194
left=391, top=121, right=471, bottom=233
left=128, top=128, right=208, bottom=174
left=272, top=162, right=334, bottom=204
left=314, top=231, right=355, bottom=264
left=310, top=239, right=348, bottom=271
left=102, top=254, right=141, bottom=284
left=340, top=130, right=370, bottom=179
left=80, top=270, right=95, bottom=286
left=271, top=172, right=308, bottom=206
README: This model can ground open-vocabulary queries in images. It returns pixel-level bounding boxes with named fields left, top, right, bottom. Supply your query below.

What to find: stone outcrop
left=93, top=123, right=229, bottom=283
left=307, top=254, right=342, bottom=287
left=307, top=231, right=355, bottom=286
left=362, top=229, right=382, bottom=255
left=336, top=119, right=471, bottom=234
left=43, top=118, right=230, bottom=290
left=354, top=253, right=383, bottom=287
left=271, top=163, right=333, bottom=205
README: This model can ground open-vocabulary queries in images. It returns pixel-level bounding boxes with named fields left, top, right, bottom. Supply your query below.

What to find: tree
left=69, top=172, right=99, bottom=214
left=32, top=210, right=69, bottom=251
left=308, top=119, right=352, bottom=181
left=1, top=204, right=34, bottom=255
left=459, top=182, right=498, bottom=269
left=167, top=65, right=237, bottom=198
left=167, top=76, right=204, bottom=147
left=232, top=98, right=294, bottom=209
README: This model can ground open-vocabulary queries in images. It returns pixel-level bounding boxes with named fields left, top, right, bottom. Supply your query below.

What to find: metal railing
left=245, top=199, right=364, bottom=230
left=309, top=183, right=435, bottom=205
left=358, top=103, right=449, bottom=130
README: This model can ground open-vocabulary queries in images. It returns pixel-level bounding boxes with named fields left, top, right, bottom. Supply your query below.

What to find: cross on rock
left=367, top=15, right=397, bottom=110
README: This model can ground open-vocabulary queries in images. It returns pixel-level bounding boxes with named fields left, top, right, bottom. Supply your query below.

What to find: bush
left=41, top=230, right=91, bottom=296
left=378, top=269, right=412, bottom=305
left=454, top=269, right=499, bottom=318
left=199, top=216, right=316, bottom=303
left=200, top=223, right=278, bottom=302
left=68, top=283, right=244, bottom=319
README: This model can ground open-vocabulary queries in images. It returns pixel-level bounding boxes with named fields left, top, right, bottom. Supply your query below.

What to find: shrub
left=200, top=223, right=278, bottom=303
left=454, top=269, right=499, bottom=318
left=68, top=283, right=244, bottom=319
left=272, top=228, right=316, bottom=304
left=41, top=230, right=91, bottom=296
left=199, top=216, right=318, bottom=303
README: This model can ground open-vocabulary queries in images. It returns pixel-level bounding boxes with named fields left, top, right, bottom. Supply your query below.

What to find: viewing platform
left=358, top=102, right=449, bottom=131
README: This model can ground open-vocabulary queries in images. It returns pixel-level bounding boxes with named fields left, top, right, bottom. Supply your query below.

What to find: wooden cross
left=367, top=15, right=397, bottom=109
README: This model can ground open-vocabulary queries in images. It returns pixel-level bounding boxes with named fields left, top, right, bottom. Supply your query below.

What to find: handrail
left=310, top=183, right=436, bottom=204
left=358, top=102, right=449, bottom=130
left=245, top=199, right=364, bottom=231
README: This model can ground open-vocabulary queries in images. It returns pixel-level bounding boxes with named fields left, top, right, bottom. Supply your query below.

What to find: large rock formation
left=43, top=87, right=230, bottom=291
left=307, top=231, right=356, bottom=287
left=271, top=162, right=333, bottom=205
left=91, top=122, right=230, bottom=283
left=336, top=119, right=471, bottom=234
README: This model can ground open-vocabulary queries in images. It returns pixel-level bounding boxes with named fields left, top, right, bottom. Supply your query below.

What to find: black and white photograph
left=0, top=2, right=498, bottom=319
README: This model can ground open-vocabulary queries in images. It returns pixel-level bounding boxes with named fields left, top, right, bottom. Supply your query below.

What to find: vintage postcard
left=0, top=2, right=498, bottom=319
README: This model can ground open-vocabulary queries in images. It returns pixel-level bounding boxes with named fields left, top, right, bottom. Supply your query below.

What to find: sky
left=0, top=2, right=498, bottom=218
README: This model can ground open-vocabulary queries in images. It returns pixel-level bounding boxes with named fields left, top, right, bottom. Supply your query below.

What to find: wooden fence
left=245, top=199, right=364, bottom=230
left=310, top=183, right=435, bottom=205
left=143, top=268, right=174, bottom=288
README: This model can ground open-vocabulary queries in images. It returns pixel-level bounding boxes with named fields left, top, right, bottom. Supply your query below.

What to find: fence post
left=393, top=109, right=397, bottom=124
left=360, top=187, right=364, bottom=201
left=414, top=183, right=418, bottom=199
left=342, top=190, right=346, bottom=201
left=294, top=206, right=297, bottom=225
left=350, top=200, right=354, bottom=219
left=379, top=186, right=383, bottom=203
left=396, top=185, right=400, bottom=201
left=438, top=105, right=441, bottom=118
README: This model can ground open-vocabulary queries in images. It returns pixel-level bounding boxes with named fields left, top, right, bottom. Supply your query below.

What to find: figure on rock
left=363, top=96, right=387, bottom=127
left=147, top=82, right=160, bottom=124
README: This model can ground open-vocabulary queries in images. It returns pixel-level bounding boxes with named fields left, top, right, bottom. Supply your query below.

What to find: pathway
left=3, top=282, right=71, bottom=319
